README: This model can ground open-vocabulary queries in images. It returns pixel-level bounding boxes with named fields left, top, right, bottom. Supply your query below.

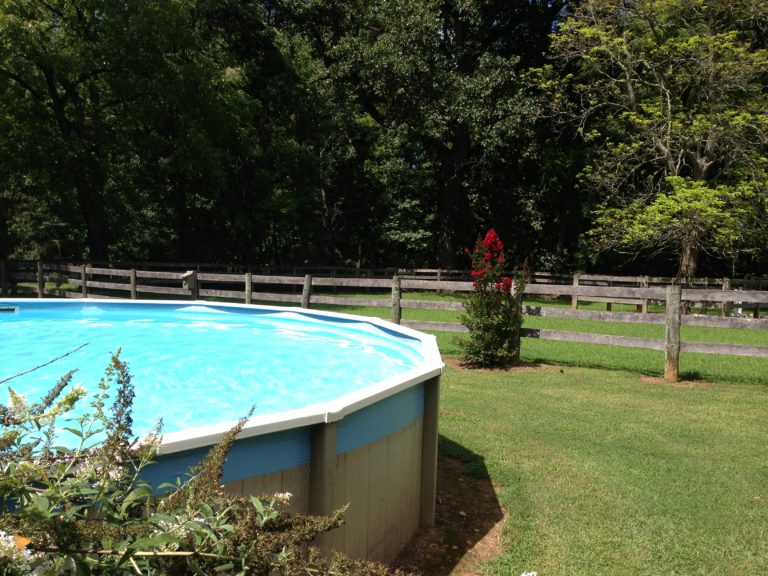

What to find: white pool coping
left=2, top=298, right=445, bottom=454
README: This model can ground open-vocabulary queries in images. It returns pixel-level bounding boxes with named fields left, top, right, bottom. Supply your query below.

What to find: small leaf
left=250, top=495, right=265, bottom=512
left=62, top=427, right=84, bottom=438
left=32, top=494, right=50, bottom=512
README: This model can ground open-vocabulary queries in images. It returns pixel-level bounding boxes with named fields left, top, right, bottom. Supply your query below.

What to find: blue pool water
left=0, top=301, right=425, bottom=436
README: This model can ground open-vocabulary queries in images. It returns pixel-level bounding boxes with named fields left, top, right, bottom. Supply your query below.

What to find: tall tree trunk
left=679, top=241, right=698, bottom=281
left=436, top=182, right=461, bottom=268
left=436, top=127, right=471, bottom=269
left=319, top=186, right=337, bottom=264
left=41, top=66, right=110, bottom=261
left=72, top=165, right=110, bottom=262
left=173, top=174, right=189, bottom=260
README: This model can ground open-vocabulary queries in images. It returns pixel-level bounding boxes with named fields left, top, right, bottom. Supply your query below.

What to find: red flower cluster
left=461, top=228, right=525, bottom=367
left=467, top=228, right=511, bottom=292
left=482, top=229, right=503, bottom=253
left=494, top=276, right=513, bottom=293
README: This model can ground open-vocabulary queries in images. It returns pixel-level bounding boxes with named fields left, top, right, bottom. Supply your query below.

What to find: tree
left=0, top=0, right=325, bottom=265
left=0, top=0, right=186, bottom=260
left=541, top=0, right=768, bottom=278
left=280, top=0, right=565, bottom=267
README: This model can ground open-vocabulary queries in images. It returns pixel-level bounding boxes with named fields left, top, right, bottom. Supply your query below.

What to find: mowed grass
left=439, top=364, right=768, bottom=575
left=430, top=333, right=768, bottom=387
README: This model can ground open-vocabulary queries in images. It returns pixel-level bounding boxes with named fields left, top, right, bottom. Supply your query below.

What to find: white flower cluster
left=72, top=451, right=127, bottom=483
left=273, top=492, right=293, bottom=505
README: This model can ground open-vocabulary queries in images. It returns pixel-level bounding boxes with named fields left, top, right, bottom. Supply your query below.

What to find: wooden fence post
left=245, top=272, right=253, bottom=305
left=391, top=275, right=402, bottom=324
left=81, top=265, right=88, bottom=298
left=182, top=270, right=198, bottom=300
left=664, top=284, right=682, bottom=382
left=571, top=273, right=580, bottom=310
left=37, top=261, right=44, bottom=298
left=301, top=274, right=312, bottom=308
left=130, top=269, right=137, bottom=300
left=512, top=281, right=523, bottom=363
left=721, top=277, right=731, bottom=317
left=640, top=276, right=649, bottom=313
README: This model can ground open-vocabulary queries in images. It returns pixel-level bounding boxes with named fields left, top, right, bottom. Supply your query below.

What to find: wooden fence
left=3, top=259, right=766, bottom=286
left=3, top=261, right=768, bottom=382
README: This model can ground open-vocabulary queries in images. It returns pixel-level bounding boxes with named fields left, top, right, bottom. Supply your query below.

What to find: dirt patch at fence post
left=639, top=375, right=714, bottom=388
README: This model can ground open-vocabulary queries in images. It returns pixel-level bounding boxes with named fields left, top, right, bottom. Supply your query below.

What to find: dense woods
left=1, top=0, right=766, bottom=276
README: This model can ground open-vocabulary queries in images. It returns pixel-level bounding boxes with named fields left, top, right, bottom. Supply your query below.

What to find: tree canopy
left=0, top=0, right=765, bottom=276
left=541, top=0, right=768, bottom=277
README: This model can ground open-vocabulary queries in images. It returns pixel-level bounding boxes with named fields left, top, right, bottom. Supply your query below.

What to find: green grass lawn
left=440, top=363, right=768, bottom=575
left=428, top=333, right=768, bottom=387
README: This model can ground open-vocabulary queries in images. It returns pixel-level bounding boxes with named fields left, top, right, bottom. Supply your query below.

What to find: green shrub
left=0, top=353, right=410, bottom=576
left=459, top=229, right=526, bottom=367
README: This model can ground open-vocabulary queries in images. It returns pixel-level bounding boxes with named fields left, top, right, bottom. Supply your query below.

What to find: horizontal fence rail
left=3, top=261, right=768, bottom=381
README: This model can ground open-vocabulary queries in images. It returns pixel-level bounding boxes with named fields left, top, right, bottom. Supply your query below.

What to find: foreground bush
left=0, top=353, right=409, bottom=576
left=460, top=229, right=526, bottom=367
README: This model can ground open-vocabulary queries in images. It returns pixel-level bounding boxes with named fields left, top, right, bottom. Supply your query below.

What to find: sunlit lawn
left=440, top=364, right=768, bottom=575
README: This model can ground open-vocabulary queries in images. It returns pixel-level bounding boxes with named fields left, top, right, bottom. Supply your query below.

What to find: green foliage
left=0, top=0, right=342, bottom=265
left=588, top=175, right=766, bottom=273
left=0, top=354, right=161, bottom=574
left=0, top=0, right=642, bottom=272
left=459, top=229, right=526, bottom=367
left=278, top=0, right=565, bottom=267
left=542, top=0, right=768, bottom=276
left=5, top=0, right=768, bottom=274
left=0, top=354, right=409, bottom=576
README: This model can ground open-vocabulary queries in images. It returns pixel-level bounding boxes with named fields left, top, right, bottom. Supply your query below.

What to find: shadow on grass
left=393, top=435, right=505, bottom=575
left=438, top=435, right=493, bottom=478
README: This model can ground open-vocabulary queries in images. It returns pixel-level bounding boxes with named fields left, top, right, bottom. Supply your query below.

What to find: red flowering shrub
left=460, top=229, right=526, bottom=367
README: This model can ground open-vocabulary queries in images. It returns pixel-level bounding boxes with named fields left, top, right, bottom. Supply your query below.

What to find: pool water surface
left=0, top=301, right=425, bottom=436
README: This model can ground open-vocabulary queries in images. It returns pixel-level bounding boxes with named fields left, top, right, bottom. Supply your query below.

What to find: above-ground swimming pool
left=1, top=299, right=443, bottom=562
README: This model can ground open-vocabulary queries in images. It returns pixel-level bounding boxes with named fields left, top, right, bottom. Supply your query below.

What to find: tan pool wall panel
left=222, top=375, right=441, bottom=564
left=223, top=418, right=423, bottom=563
left=331, top=417, right=423, bottom=562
